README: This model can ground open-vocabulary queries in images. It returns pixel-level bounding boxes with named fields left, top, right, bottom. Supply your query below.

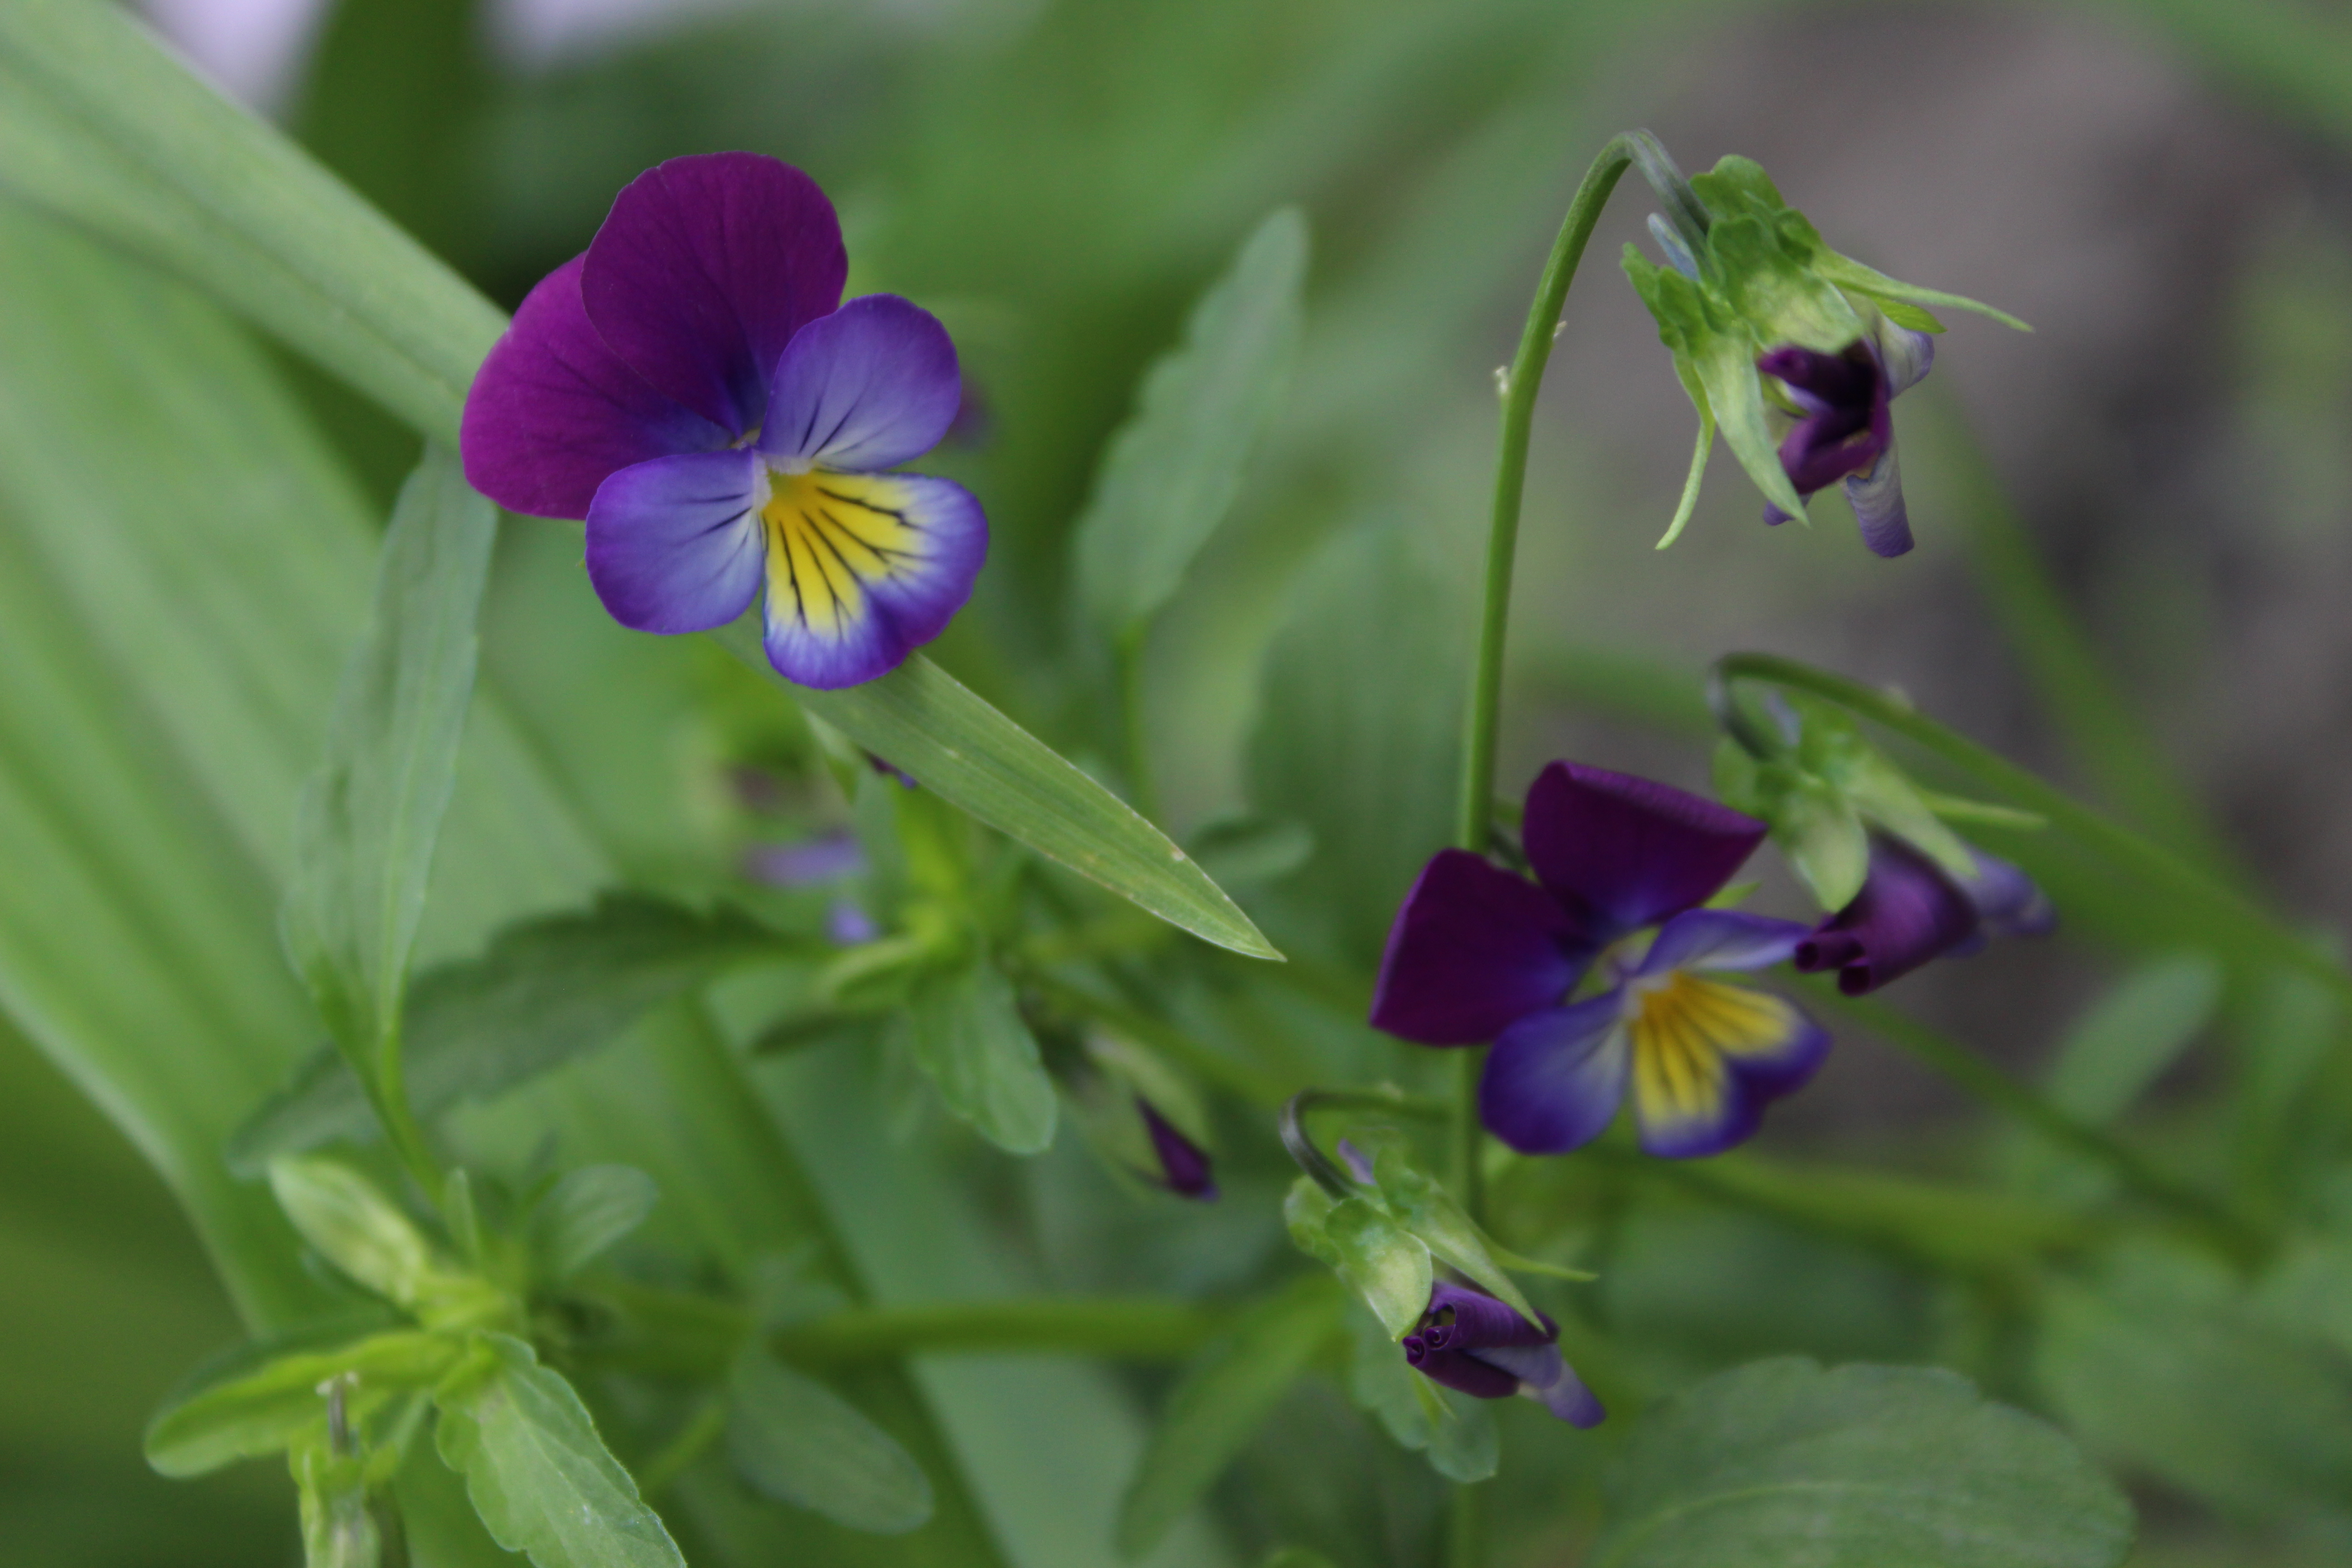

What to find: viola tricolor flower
left=1138, top=1098, right=1219, bottom=1201
left=1758, top=317, right=1935, bottom=557
left=1796, top=834, right=2055, bottom=994
left=1372, top=762, right=1828, bottom=1158
left=1622, top=152, right=2023, bottom=557
left=462, top=152, right=985, bottom=689
left=1401, top=1282, right=1603, bottom=1427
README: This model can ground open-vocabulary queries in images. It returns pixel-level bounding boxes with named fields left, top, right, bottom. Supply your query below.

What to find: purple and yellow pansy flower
left=1371, top=762, right=1828, bottom=1159
left=461, top=152, right=985, bottom=690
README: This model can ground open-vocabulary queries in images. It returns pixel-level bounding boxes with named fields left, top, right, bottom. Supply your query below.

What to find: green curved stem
left=1714, top=652, right=2352, bottom=1009
left=1446, top=128, right=1666, bottom=1568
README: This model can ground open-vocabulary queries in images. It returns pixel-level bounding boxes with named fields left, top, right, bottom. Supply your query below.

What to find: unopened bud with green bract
left=1711, top=693, right=1980, bottom=910
left=1623, top=154, right=2026, bottom=554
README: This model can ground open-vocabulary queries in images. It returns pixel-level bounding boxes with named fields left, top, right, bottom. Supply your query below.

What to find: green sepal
left=1827, top=738, right=1977, bottom=882
left=1704, top=208, right=1862, bottom=354
left=1775, top=774, right=1872, bottom=911
left=292, top=1438, right=389, bottom=1568
left=145, top=1329, right=459, bottom=1479
left=1367, top=1142, right=1539, bottom=1327
left=1917, top=789, right=2049, bottom=831
left=1695, top=325, right=1806, bottom=523
left=1322, top=1196, right=1433, bottom=1339
left=268, top=1157, right=440, bottom=1310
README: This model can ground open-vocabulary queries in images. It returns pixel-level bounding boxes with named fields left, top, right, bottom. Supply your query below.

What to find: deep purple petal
left=1794, top=835, right=1979, bottom=995
left=584, top=449, right=763, bottom=633
left=1637, top=909, right=1812, bottom=975
left=760, top=296, right=962, bottom=473
left=1958, top=849, right=2057, bottom=938
left=1844, top=441, right=1914, bottom=558
left=1520, top=762, right=1767, bottom=937
left=461, top=255, right=729, bottom=519
left=1479, top=993, right=1630, bottom=1155
left=759, top=470, right=987, bottom=689
left=583, top=153, right=847, bottom=435
left=1370, top=850, right=1589, bottom=1045
left=1759, top=343, right=1889, bottom=498
left=1138, top=1098, right=1218, bottom=1201
left=1401, top=1343, right=1519, bottom=1401
left=743, top=828, right=865, bottom=887
left=1418, top=1282, right=1554, bottom=1351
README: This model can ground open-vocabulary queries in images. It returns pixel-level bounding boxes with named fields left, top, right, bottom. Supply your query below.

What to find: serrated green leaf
left=726, top=1347, right=934, bottom=1534
left=232, top=894, right=787, bottom=1169
left=1323, top=1198, right=1433, bottom=1339
left=281, top=445, right=493, bottom=1066
left=901, top=960, right=1058, bottom=1155
left=1591, top=1358, right=2133, bottom=1568
left=1116, top=1276, right=1343, bottom=1560
left=269, top=1158, right=440, bottom=1308
left=1074, top=207, right=1309, bottom=641
left=146, top=1329, right=455, bottom=1479
left=529, top=1166, right=660, bottom=1282
left=433, top=1333, right=686, bottom=1568
left=716, top=623, right=1280, bottom=961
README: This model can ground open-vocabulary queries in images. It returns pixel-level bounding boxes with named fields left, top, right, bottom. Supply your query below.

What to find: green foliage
left=233, top=894, right=789, bottom=1168
left=1285, top=1178, right=1432, bottom=1338
left=432, top=1333, right=687, bottom=1568
left=1591, top=1359, right=2135, bottom=1568
left=899, top=959, right=1058, bottom=1156
left=282, top=446, right=493, bottom=1073
left=1117, top=1276, right=1345, bottom=1560
left=2037, top=1242, right=2352, bottom=1525
left=725, top=1348, right=935, bottom=1534
left=1074, top=207, right=1310, bottom=643
left=145, top=1330, right=455, bottom=1480
left=528, top=1166, right=660, bottom=1282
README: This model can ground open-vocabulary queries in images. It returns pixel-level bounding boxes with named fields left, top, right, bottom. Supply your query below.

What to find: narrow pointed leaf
left=232, top=894, right=789, bottom=1168
left=282, top=446, right=494, bottom=1061
left=433, top=1334, right=686, bottom=1568
left=726, top=1347, right=935, bottom=1534
left=1074, top=207, right=1309, bottom=640
left=146, top=1329, right=456, bottom=1479
left=720, top=625, right=1279, bottom=960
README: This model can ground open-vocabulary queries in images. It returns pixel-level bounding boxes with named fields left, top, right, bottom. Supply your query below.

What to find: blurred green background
left=11, top=0, right=2352, bottom=1562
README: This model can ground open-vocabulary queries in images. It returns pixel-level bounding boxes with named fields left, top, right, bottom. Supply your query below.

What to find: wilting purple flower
left=1373, top=762, right=1828, bottom=1158
left=1138, top=1099, right=1218, bottom=1201
left=462, top=152, right=986, bottom=690
left=1401, top=1282, right=1603, bottom=1427
left=1796, top=835, right=2055, bottom=994
left=1757, top=317, right=1934, bottom=559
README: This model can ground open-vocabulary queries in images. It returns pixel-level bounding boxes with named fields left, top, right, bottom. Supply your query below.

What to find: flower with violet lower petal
left=1372, top=761, right=1828, bottom=1158
left=1796, top=834, right=2055, bottom=995
left=461, top=152, right=985, bottom=690
left=1401, top=1281, right=1603, bottom=1427
left=1622, top=152, right=2024, bottom=558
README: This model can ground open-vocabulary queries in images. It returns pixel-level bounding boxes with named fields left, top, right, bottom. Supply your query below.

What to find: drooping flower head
left=1372, top=762, right=1828, bottom=1158
left=1622, top=151, right=2024, bottom=558
left=1401, top=1282, right=1603, bottom=1427
left=1796, top=834, right=2056, bottom=995
left=462, top=153, right=985, bottom=690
